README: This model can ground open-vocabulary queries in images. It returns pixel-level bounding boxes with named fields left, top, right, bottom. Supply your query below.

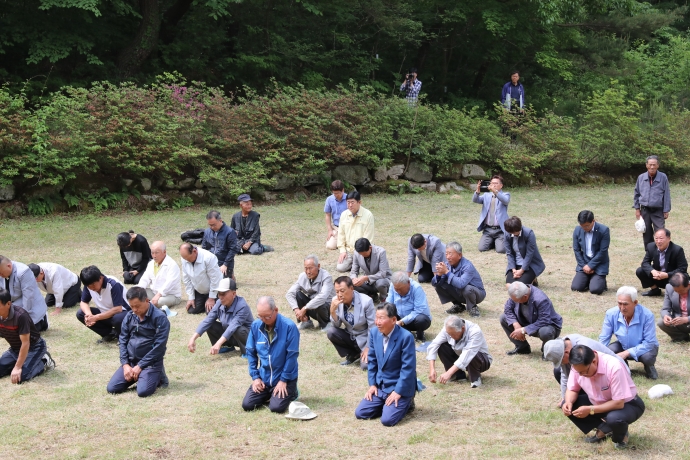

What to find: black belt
left=641, top=206, right=661, bottom=211
left=486, top=225, right=500, bottom=230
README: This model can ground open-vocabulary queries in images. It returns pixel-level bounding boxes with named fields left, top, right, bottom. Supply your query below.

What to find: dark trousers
left=187, top=290, right=209, bottom=315
left=571, top=272, right=607, bottom=295
left=355, top=389, right=414, bottom=427
left=478, top=226, right=506, bottom=254
left=640, top=206, right=665, bottom=248
left=35, top=315, right=49, bottom=332
left=636, top=267, right=669, bottom=291
left=434, top=283, right=486, bottom=310
left=656, top=317, right=690, bottom=341
left=0, top=338, right=47, bottom=383
left=401, top=315, right=431, bottom=341
left=206, top=322, right=249, bottom=354
left=241, top=379, right=298, bottom=413
left=568, top=392, right=645, bottom=443
left=295, top=291, right=330, bottom=328
left=45, top=280, right=82, bottom=308
left=76, top=307, right=128, bottom=338
left=326, top=327, right=368, bottom=370
left=505, top=266, right=537, bottom=285
left=238, top=242, right=264, bottom=255
left=123, top=271, right=145, bottom=285
left=354, top=280, right=389, bottom=302
left=499, top=313, right=560, bottom=352
left=437, top=342, right=491, bottom=382
left=608, top=341, right=658, bottom=366
left=417, top=261, right=434, bottom=283
left=107, top=360, right=166, bottom=398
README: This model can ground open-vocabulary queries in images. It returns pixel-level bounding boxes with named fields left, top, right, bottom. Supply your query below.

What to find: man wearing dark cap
left=188, top=278, right=254, bottom=356
left=231, top=194, right=274, bottom=255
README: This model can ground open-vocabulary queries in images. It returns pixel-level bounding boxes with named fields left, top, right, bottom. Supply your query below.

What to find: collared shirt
left=138, top=254, right=182, bottom=298
left=337, top=206, right=375, bottom=254
left=633, top=171, right=671, bottom=212
left=400, top=79, right=422, bottom=105
left=324, top=193, right=348, bottom=227
left=81, top=275, right=129, bottom=313
left=599, top=304, right=659, bottom=361
left=180, top=248, right=222, bottom=300
left=8, top=261, right=47, bottom=324
left=0, top=305, right=41, bottom=351
left=484, top=195, right=497, bottom=227
left=383, top=330, right=392, bottom=353
left=567, top=352, right=637, bottom=405
left=585, top=230, right=594, bottom=258
left=681, top=294, right=688, bottom=317
left=511, top=232, right=524, bottom=266
left=426, top=320, right=492, bottom=370
left=431, top=257, right=485, bottom=293
left=196, top=295, right=254, bottom=341
left=285, top=269, right=335, bottom=310
left=36, top=262, right=79, bottom=309
left=385, top=280, right=432, bottom=325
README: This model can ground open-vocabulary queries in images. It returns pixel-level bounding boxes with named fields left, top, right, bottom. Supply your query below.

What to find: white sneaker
left=43, top=352, right=56, bottom=371
left=470, top=377, right=482, bottom=388
left=298, top=320, right=315, bottom=330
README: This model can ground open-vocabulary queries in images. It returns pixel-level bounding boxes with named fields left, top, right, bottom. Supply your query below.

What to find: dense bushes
left=1, top=77, right=689, bottom=206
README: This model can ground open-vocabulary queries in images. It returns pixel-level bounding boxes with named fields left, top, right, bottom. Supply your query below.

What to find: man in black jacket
left=231, top=194, right=274, bottom=255
left=636, top=228, right=688, bottom=297
left=202, top=210, right=239, bottom=279
left=117, top=231, right=152, bottom=285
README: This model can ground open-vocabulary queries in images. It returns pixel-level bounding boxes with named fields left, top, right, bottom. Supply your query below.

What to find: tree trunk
left=117, top=0, right=163, bottom=79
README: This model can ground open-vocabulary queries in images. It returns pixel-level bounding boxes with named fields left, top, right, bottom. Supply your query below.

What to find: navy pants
left=241, top=379, right=298, bottom=413
left=355, top=389, right=414, bottom=427
left=107, top=360, right=166, bottom=397
left=76, top=307, right=128, bottom=338
left=0, top=338, right=47, bottom=383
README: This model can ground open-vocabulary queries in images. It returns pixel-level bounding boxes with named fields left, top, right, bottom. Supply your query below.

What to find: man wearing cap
left=336, top=190, right=375, bottom=272
left=188, top=278, right=253, bottom=355
left=231, top=194, right=274, bottom=255
left=350, top=238, right=391, bottom=303
left=543, top=333, right=627, bottom=407
left=0, top=256, right=48, bottom=331
left=324, top=180, right=347, bottom=250
left=202, top=211, right=239, bottom=278
left=658, top=272, right=690, bottom=342
left=28, top=262, right=81, bottom=315
left=427, top=316, right=492, bottom=388
left=431, top=241, right=485, bottom=317
left=355, top=302, right=417, bottom=427
left=286, top=255, right=335, bottom=331
left=406, top=233, right=446, bottom=284
left=137, top=241, right=181, bottom=309
left=327, top=276, right=375, bottom=369
left=179, top=243, right=223, bottom=315
left=77, top=265, right=130, bottom=343
left=242, top=296, right=300, bottom=414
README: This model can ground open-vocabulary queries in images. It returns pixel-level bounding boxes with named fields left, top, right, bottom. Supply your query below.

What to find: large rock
left=178, top=177, right=196, bottom=190
left=417, top=182, right=437, bottom=192
left=140, top=178, right=152, bottom=192
left=438, top=181, right=466, bottom=193
left=122, top=179, right=134, bottom=187
left=435, top=163, right=463, bottom=180
left=270, top=174, right=293, bottom=190
left=0, top=185, right=15, bottom=201
left=374, top=164, right=405, bottom=181
left=462, top=164, right=486, bottom=178
left=333, top=165, right=370, bottom=186
left=301, top=170, right=331, bottom=187
left=403, top=161, right=433, bottom=182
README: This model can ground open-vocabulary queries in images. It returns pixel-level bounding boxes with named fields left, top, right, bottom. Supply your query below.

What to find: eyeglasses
left=258, top=311, right=276, bottom=320
left=582, top=362, right=596, bottom=378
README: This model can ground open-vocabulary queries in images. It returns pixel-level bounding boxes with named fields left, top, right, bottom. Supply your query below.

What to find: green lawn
left=0, top=184, right=688, bottom=459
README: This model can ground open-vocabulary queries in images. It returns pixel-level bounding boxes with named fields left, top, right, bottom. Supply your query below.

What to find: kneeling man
left=286, top=255, right=334, bottom=330
left=137, top=241, right=181, bottom=308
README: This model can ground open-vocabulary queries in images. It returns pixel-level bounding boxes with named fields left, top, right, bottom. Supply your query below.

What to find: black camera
left=479, top=180, right=491, bottom=193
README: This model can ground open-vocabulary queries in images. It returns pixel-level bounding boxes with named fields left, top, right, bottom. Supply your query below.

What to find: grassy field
left=0, top=184, right=689, bottom=460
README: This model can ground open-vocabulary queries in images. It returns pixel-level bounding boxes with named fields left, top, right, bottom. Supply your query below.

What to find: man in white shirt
left=179, top=243, right=222, bottom=314
left=77, top=265, right=130, bottom=343
left=28, top=263, right=81, bottom=315
left=137, top=241, right=181, bottom=308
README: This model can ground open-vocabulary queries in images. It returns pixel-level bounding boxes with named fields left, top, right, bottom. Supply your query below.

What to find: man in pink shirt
left=562, top=345, right=645, bottom=449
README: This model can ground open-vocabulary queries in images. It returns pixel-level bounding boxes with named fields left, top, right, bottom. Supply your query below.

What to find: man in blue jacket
left=242, top=296, right=300, bottom=413
left=501, top=71, right=524, bottom=112
left=355, top=302, right=417, bottom=427
left=202, top=210, right=238, bottom=279
left=571, top=210, right=610, bottom=295
left=386, top=272, right=432, bottom=342
left=107, top=287, right=170, bottom=397
left=432, top=242, right=485, bottom=317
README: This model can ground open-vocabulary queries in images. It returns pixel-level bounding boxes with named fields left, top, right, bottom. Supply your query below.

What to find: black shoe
left=644, top=364, right=658, bottom=380
left=97, top=332, right=117, bottom=344
left=614, top=431, right=629, bottom=449
left=532, top=278, right=539, bottom=287
left=262, top=245, right=274, bottom=253
left=445, top=303, right=466, bottom=314
left=158, top=370, right=169, bottom=388
left=585, top=429, right=610, bottom=443
left=340, top=354, right=361, bottom=366
left=642, top=288, right=661, bottom=297
left=469, top=306, right=480, bottom=317
left=408, top=398, right=416, bottom=413
left=506, top=346, right=531, bottom=356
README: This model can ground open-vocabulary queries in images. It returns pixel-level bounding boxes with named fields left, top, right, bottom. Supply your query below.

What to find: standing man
left=116, top=230, right=152, bottom=285
left=634, top=155, right=671, bottom=249
left=188, top=278, right=253, bottom=356
left=657, top=272, right=690, bottom=342
left=635, top=228, right=687, bottom=297
left=386, top=272, right=432, bottom=342
left=337, top=190, right=375, bottom=273
left=501, top=70, right=525, bottom=112
left=599, top=286, right=659, bottom=379
left=504, top=217, right=545, bottom=287
left=285, top=255, right=335, bottom=331
left=0, top=256, right=48, bottom=331
left=500, top=281, right=562, bottom=357
left=355, top=303, right=417, bottom=427
left=432, top=241, right=485, bottom=317
left=324, top=180, right=347, bottom=250
left=427, top=316, right=492, bottom=388
left=137, top=241, right=181, bottom=308
left=0, top=288, right=55, bottom=384
left=400, top=67, right=422, bottom=106
left=571, top=210, right=610, bottom=295
left=77, top=266, right=130, bottom=343
left=231, top=194, right=274, bottom=256
left=406, top=233, right=446, bottom=284
left=350, top=238, right=392, bottom=303
left=242, top=296, right=300, bottom=414
left=28, top=262, right=81, bottom=315
left=327, top=276, right=375, bottom=369
left=473, top=175, right=510, bottom=253
left=179, top=243, right=223, bottom=314
left=202, top=210, right=238, bottom=279
left=106, top=287, right=170, bottom=397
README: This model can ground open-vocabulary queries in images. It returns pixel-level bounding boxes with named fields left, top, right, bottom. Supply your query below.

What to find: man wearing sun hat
left=230, top=194, right=274, bottom=255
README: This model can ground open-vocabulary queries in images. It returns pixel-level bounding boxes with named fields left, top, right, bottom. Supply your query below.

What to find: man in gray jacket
left=406, top=233, right=446, bottom=283
left=350, top=238, right=391, bottom=303
left=0, top=256, right=48, bottom=331
left=286, top=255, right=335, bottom=330
left=327, top=276, right=375, bottom=369
left=657, top=272, right=690, bottom=341
left=634, top=155, right=671, bottom=248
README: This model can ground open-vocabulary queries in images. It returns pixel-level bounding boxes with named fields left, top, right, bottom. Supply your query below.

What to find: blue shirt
left=324, top=193, right=348, bottom=227
left=599, top=304, right=659, bottom=361
left=385, top=280, right=432, bottom=325
left=431, top=257, right=485, bottom=294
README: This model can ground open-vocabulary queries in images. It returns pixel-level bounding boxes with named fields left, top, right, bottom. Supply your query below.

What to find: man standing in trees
left=501, top=70, right=525, bottom=113
left=400, top=67, right=422, bottom=106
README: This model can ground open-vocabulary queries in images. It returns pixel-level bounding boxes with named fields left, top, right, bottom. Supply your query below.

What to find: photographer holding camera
left=400, top=67, right=422, bottom=106
left=472, top=175, right=510, bottom=254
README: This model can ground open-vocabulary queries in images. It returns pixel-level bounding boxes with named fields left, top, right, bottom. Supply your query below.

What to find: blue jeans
left=107, top=360, right=166, bottom=397
left=355, top=389, right=413, bottom=427
left=0, top=338, right=47, bottom=382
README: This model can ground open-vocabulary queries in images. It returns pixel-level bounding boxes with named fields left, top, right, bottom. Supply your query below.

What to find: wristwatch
left=589, top=406, right=595, bottom=415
